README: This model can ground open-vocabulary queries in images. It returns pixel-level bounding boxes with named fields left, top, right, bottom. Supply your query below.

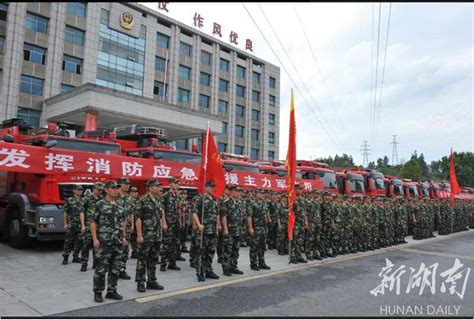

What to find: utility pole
left=360, top=140, right=371, bottom=168
left=390, top=135, right=399, bottom=166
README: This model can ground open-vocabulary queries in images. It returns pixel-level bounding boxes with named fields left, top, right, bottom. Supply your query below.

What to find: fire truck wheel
left=7, top=207, right=32, bottom=249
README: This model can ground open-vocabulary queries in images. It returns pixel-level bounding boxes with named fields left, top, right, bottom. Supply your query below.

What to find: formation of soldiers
left=61, top=179, right=474, bottom=303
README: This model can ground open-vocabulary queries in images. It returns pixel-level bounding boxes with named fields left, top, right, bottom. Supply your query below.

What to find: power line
left=360, top=140, right=371, bottom=167
left=371, top=3, right=382, bottom=146
left=241, top=3, right=344, bottom=152
left=390, top=134, right=399, bottom=166
left=291, top=4, right=349, bottom=136
left=373, top=3, right=392, bottom=147
left=369, top=3, right=375, bottom=153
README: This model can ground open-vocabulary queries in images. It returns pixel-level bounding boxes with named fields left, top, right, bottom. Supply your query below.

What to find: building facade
left=0, top=2, right=280, bottom=160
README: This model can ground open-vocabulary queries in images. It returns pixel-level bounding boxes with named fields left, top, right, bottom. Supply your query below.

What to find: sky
left=140, top=2, right=473, bottom=165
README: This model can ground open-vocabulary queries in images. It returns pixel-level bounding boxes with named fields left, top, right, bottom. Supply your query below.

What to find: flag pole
left=198, top=122, right=210, bottom=278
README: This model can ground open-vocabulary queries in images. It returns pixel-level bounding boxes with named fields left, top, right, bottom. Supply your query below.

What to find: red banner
left=0, top=141, right=323, bottom=192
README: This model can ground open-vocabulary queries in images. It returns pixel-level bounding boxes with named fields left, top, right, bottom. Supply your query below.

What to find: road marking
left=400, top=247, right=474, bottom=261
left=135, top=249, right=386, bottom=303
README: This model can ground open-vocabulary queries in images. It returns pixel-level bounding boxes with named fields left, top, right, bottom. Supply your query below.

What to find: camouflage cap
left=72, top=184, right=84, bottom=190
left=169, top=177, right=180, bottom=184
left=117, top=177, right=131, bottom=185
left=93, top=182, right=104, bottom=190
left=129, top=186, right=138, bottom=192
left=342, top=194, right=350, bottom=199
left=229, top=185, right=241, bottom=191
left=104, top=180, right=120, bottom=189
left=205, top=180, right=216, bottom=187
left=146, top=179, right=161, bottom=187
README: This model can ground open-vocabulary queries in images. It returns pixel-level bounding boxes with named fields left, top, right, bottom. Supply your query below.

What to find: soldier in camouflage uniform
left=192, top=181, right=221, bottom=282
left=438, top=199, right=453, bottom=235
left=179, top=189, right=190, bottom=253
left=135, top=179, right=166, bottom=293
left=351, top=196, right=362, bottom=252
left=395, top=198, right=408, bottom=244
left=160, top=177, right=183, bottom=272
left=91, top=181, right=127, bottom=303
left=370, top=198, right=380, bottom=250
left=305, top=191, right=323, bottom=260
left=248, top=189, right=272, bottom=270
left=116, top=177, right=134, bottom=280
left=290, top=185, right=309, bottom=264
left=360, top=196, right=372, bottom=250
left=129, top=187, right=140, bottom=259
left=220, top=186, right=245, bottom=276
left=266, top=192, right=278, bottom=250
left=329, top=194, right=341, bottom=256
left=80, top=182, right=104, bottom=271
left=320, top=192, right=334, bottom=258
left=340, top=194, right=353, bottom=254
left=277, top=194, right=289, bottom=255
left=62, top=184, right=85, bottom=265
left=216, top=188, right=230, bottom=264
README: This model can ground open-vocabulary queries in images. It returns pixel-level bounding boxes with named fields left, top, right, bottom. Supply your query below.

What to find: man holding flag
left=286, top=90, right=298, bottom=262
left=191, top=125, right=226, bottom=282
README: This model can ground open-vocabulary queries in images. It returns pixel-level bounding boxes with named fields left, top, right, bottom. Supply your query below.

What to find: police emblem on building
left=120, top=12, right=134, bottom=30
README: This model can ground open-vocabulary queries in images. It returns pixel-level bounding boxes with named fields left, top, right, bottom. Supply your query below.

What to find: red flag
left=198, top=127, right=226, bottom=198
left=449, top=149, right=461, bottom=207
left=285, top=90, right=297, bottom=241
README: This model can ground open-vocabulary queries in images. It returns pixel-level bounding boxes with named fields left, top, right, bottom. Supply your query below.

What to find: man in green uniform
left=179, top=189, right=191, bottom=253
left=62, top=184, right=85, bottom=265
left=290, top=184, right=309, bottom=264
left=129, top=187, right=140, bottom=259
left=116, top=177, right=134, bottom=280
left=135, top=179, right=166, bottom=293
left=91, top=181, right=127, bottom=303
left=248, top=189, right=272, bottom=270
left=80, top=182, right=104, bottom=271
left=277, top=194, right=289, bottom=255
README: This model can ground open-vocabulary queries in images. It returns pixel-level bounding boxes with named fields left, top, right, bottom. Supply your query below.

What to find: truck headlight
left=39, top=217, right=55, bottom=223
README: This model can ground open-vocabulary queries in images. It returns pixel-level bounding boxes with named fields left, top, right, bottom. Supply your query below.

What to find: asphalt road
left=56, top=230, right=474, bottom=317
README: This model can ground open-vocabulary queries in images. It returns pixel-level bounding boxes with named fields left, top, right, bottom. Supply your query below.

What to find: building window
left=153, top=81, right=167, bottom=96
left=156, top=32, right=170, bottom=49
left=23, top=43, right=46, bottom=65
left=175, top=139, right=188, bottom=150
left=96, top=16, right=145, bottom=95
left=218, top=142, right=227, bottom=153
left=219, top=58, right=229, bottom=72
left=180, top=42, right=192, bottom=57
left=268, top=132, right=275, bottom=144
left=67, top=2, right=86, bottom=18
left=269, top=95, right=276, bottom=107
left=268, top=151, right=275, bottom=161
left=219, top=78, right=228, bottom=92
left=236, top=85, right=245, bottom=98
left=235, top=125, right=244, bottom=138
left=0, top=3, right=7, bottom=22
left=251, top=109, right=260, bottom=122
left=269, top=113, right=275, bottom=125
left=178, top=88, right=190, bottom=104
left=65, top=25, right=84, bottom=46
left=251, top=148, right=259, bottom=160
left=178, top=65, right=191, bottom=80
left=252, top=90, right=260, bottom=102
left=25, top=12, right=48, bottom=34
left=199, top=94, right=210, bottom=108
left=155, top=56, right=167, bottom=72
left=236, top=65, right=245, bottom=78
left=234, top=145, right=244, bottom=155
left=60, top=84, right=74, bottom=93
left=20, top=75, right=43, bottom=96
left=17, top=107, right=41, bottom=128
left=62, top=55, right=82, bottom=74
left=218, top=100, right=228, bottom=113
left=0, top=36, right=4, bottom=55
left=252, top=71, right=260, bottom=84
left=236, top=105, right=245, bottom=118
left=269, top=76, right=276, bottom=88
left=199, top=72, right=211, bottom=86
left=222, top=122, right=228, bottom=134
left=201, top=50, right=211, bottom=65
left=251, top=129, right=259, bottom=141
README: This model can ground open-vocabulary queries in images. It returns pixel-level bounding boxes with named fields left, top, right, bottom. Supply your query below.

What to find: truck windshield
left=374, top=178, right=385, bottom=189
left=316, top=171, right=337, bottom=189
left=48, top=137, right=120, bottom=155
left=394, top=185, right=403, bottom=195
left=409, top=186, right=419, bottom=197
left=223, top=163, right=260, bottom=173
left=275, top=169, right=288, bottom=177
left=154, top=150, right=201, bottom=163
left=349, top=179, right=365, bottom=193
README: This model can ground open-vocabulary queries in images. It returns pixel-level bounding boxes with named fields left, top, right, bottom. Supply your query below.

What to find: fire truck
left=331, top=167, right=366, bottom=197
left=384, top=175, right=405, bottom=198
left=402, top=179, right=420, bottom=198
left=0, top=118, right=120, bottom=248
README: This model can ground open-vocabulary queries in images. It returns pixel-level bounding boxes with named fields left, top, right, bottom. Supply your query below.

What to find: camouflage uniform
left=290, top=196, right=306, bottom=261
left=277, top=199, right=289, bottom=255
left=92, top=197, right=125, bottom=294
left=192, top=192, right=219, bottom=277
left=320, top=195, right=333, bottom=257
left=267, top=196, right=279, bottom=250
left=81, top=192, right=102, bottom=269
left=129, top=194, right=141, bottom=258
left=305, top=195, right=322, bottom=259
left=179, top=195, right=190, bottom=252
left=135, top=192, right=163, bottom=288
left=116, top=191, right=135, bottom=275
left=216, top=195, right=228, bottom=263
left=161, top=189, right=182, bottom=268
left=340, top=199, right=353, bottom=253
left=248, top=194, right=270, bottom=268
left=63, top=194, right=85, bottom=260
left=370, top=200, right=380, bottom=249
left=220, top=194, right=243, bottom=273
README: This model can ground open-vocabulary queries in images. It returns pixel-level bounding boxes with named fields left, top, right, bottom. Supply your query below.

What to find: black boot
left=94, top=292, right=103, bottom=303
left=105, top=291, right=123, bottom=300
left=80, top=264, right=87, bottom=272
left=72, top=255, right=81, bottom=263
left=119, top=271, right=131, bottom=280
left=62, top=255, right=69, bottom=265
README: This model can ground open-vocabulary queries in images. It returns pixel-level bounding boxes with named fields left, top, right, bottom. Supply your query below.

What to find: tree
left=435, top=152, right=474, bottom=187
left=400, top=158, right=422, bottom=181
